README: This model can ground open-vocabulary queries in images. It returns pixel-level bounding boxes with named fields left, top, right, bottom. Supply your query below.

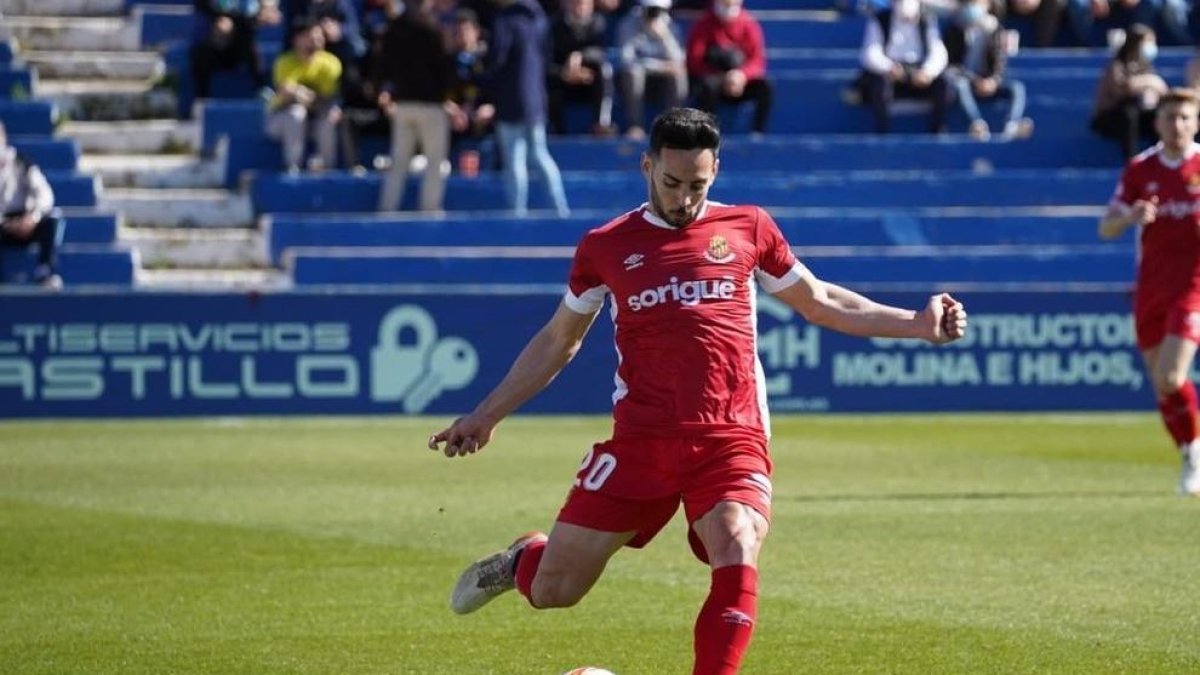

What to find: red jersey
left=1111, top=143, right=1200, bottom=309
left=564, top=202, right=804, bottom=440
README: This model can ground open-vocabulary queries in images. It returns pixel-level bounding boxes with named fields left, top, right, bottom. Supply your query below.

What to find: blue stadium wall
left=0, top=289, right=1148, bottom=417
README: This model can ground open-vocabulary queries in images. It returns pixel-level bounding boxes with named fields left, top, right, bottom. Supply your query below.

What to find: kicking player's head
left=642, top=108, right=721, bottom=228
left=1155, top=87, right=1199, bottom=153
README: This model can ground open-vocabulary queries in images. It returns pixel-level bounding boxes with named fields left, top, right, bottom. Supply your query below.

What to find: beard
left=649, top=182, right=701, bottom=229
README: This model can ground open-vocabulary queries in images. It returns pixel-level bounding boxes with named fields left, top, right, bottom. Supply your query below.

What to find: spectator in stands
left=1091, top=24, right=1168, bottom=158
left=376, top=0, right=454, bottom=212
left=858, top=0, right=950, bottom=134
left=0, top=123, right=61, bottom=290
left=548, top=0, right=616, bottom=136
left=434, top=0, right=464, bottom=45
left=481, top=0, right=571, bottom=217
left=282, top=0, right=367, bottom=65
left=618, top=0, right=686, bottom=139
left=686, top=0, right=772, bottom=134
left=1062, top=0, right=1190, bottom=47
left=447, top=10, right=497, bottom=150
left=946, top=0, right=1033, bottom=140
left=266, top=20, right=344, bottom=172
left=189, top=0, right=281, bottom=101
left=1005, top=0, right=1062, bottom=48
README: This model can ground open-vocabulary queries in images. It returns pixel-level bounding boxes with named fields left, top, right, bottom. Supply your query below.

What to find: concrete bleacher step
left=102, top=188, right=254, bottom=228
left=136, top=267, right=291, bottom=291
left=0, top=16, right=139, bottom=51
left=123, top=226, right=268, bottom=268
left=0, top=0, right=125, bottom=15
left=81, top=153, right=223, bottom=189
left=24, top=50, right=165, bottom=80
left=61, top=119, right=197, bottom=154
left=36, top=79, right=176, bottom=121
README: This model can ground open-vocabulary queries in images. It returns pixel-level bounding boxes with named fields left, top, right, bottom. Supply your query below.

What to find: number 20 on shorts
left=574, top=448, right=617, bottom=491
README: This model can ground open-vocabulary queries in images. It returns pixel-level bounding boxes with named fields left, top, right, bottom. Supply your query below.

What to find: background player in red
left=1100, top=87, right=1200, bottom=496
left=428, top=108, right=969, bottom=674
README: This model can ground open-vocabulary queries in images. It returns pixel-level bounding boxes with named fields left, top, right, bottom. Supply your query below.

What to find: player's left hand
left=923, top=293, right=967, bottom=344
left=427, top=412, right=497, bottom=458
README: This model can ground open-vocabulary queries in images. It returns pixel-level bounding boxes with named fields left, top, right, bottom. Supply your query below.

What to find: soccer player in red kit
left=1100, top=87, right=1200, bottom=496
left=428, top=108, right=969, bottom=674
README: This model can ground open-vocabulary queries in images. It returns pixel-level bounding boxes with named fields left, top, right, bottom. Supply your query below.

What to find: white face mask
left=895, top=0, right=920, bottom=19
left=713, top=2, right=740, bottom=20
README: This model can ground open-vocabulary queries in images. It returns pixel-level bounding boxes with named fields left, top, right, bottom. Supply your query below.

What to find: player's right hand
left=1131, top=197, right=1157, bottom=225
left=428, top=413, right=496, bottom=458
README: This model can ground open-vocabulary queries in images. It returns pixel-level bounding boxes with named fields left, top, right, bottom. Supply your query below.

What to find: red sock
left=1157, top=381, right=1199, bottom=447
left=693, top=565, right=758, bottom=675
left=514, top=538, right=546, bottom=608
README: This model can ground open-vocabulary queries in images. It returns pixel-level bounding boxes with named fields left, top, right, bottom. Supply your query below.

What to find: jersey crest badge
left=704, top=235, right=735, bottom=264
left=623, top=253, right=644, bottom=270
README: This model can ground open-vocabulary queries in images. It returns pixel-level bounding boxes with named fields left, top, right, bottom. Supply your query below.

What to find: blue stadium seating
left=0, top=100, right=56, bottom=135
left=0, top=43, right=14, bottom=66
left=288, top=244, right=1131, bottom=286
left=251, top=168, right=1117, bottom=214
left=58, top=210, right=120, bottom=245
left=266, top=212, right=1117, bottom=267
left=43, top=171, right=99, bottom=208
left=11, top=137, right=79, bottom=171
left=1, top=244, right=136, bottom=285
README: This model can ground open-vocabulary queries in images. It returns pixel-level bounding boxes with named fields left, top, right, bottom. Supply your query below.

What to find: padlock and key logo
left=370, top=305, right=479, bottom=412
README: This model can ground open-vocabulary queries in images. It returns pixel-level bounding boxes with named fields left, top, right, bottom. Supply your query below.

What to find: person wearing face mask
left=618, top=0, right=687, bottom=139
left=685, top=0, right=772, bottom=134
left=1091, top=24, right=1169, bottom=159
left=548, top=0, right=616, bottom=136
left=858, top=0, right=950, bottom=134
left=944, top=0, right=1033, bottom=141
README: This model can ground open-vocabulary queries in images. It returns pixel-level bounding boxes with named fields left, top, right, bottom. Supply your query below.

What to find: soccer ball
left=561, top=669, right=616, bottom=675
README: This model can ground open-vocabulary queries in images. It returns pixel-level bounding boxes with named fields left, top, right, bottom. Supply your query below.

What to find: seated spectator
left=858, top=0, right=950, bottom=134
left=0, top=123, right=62, bottom=290
left=433, top=0, right=464, bottom=45
left=548, top=0, right=616, bottom=136
left=339, top=1, right=394, bottom=170
left=266, top=20, right=344, bottom=172
left=1091, top=24, right=1168, bottom=158
left=1063, top=0, right=1190, bottom=47
left=189, top=0, right=281, bottom=101
left=686, top=0, right=772, bottom=135
left=447, top=9, right=497, bottom=152
left=618, top=0, right=686, bottom=139
left=376, top=0, right=453, bottom=212
left=282, top=0, right=367, bottom=65
left=946, top=0, right=1033, bottom=140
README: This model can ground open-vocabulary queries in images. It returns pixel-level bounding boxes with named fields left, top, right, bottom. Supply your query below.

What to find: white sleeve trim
left=755, top=261, right=808, bottom=294
left=564, top=285, right=609, bottom=314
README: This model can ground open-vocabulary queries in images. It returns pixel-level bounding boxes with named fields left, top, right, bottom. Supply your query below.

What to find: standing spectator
left=1091, top=24, right=1168, bottom=159
left=0, top=124, right=61, bottom=290
left=376, top=0, right=454, bottom=212
left=1006, top=0, right=1063, bottom=48
left=548, top=0, right=616, bottom=136
left=618, top=0, right=686, bottom=139
left=945, top=0, right=1033, bottom=140
left=481, top=0, right=571, bottom=217
left=858, top=0, right=950, bottom=134
left=447, top=9, right=497, bottom=152
left=189, top=0, right=281, bottom=101
left=686, top=0, right=772, bottom=135
left=266, top=20, right=344, bottom=172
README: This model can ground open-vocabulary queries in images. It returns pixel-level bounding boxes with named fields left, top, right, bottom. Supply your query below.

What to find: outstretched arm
left=772, top=266, right=966, bottom=343
left=428, top=301, right=599, bottom=457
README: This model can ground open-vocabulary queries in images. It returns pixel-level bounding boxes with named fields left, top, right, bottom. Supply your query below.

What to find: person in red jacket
left=685, top=0, right=771, bottom=134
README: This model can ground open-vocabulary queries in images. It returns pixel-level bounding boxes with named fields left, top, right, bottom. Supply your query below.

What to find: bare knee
left=1153, top=366, right=1188, bottom=399
left=530, top=569, right=586, bottom=609
left=695, top=503, right=768, bottom=568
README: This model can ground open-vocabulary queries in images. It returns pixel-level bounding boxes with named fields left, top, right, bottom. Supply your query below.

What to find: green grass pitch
left=2, top=414, right=1198, bottom=674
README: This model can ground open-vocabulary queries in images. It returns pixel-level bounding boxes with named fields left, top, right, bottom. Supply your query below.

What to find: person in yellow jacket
left=266, top=19, right=343, bottom=172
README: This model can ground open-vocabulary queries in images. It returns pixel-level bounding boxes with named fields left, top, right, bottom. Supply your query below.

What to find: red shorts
left=1135, top=300, right=1200, bottom=351
left=555, top=434, right=773, bottom=563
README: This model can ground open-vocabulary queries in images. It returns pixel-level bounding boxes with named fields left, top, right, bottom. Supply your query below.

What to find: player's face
left=1156, top=101, right=1199, bottom=151
left=643, top=147, right=718, bottom=228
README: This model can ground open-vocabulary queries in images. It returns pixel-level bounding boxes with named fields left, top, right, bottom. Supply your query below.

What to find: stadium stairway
left=0, top=0, right=275, bottom=289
